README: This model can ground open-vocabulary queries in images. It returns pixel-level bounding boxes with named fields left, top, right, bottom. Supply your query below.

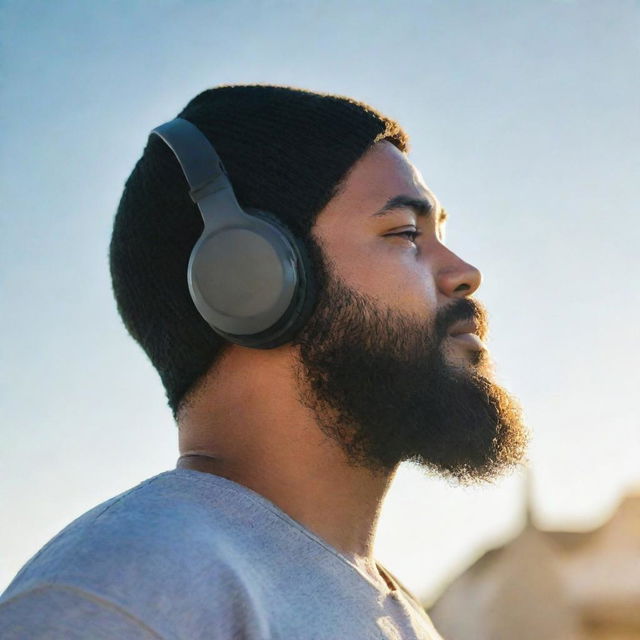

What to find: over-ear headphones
left=150, top=118, right=316, bottom=349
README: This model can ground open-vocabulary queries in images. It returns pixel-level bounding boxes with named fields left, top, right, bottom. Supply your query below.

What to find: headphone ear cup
left=238, top=209, right=317, bottom=347
left=188, top=221, right=294, bottom=326
left=188, top=207, right=317, bottom=349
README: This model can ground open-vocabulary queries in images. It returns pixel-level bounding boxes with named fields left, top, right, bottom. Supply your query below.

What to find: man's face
left=293, top=141, right=527, bottom=482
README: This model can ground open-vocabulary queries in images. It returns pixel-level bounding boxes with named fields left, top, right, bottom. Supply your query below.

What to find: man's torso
left=0, top=469, right=442, bottom=639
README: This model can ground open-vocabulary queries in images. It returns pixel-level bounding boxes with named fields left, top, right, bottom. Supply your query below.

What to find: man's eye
left=387, top=229, right=422, bottom=243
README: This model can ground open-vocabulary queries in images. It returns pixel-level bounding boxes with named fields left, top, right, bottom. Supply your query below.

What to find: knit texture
left=109, top=85, right=409, bottom=415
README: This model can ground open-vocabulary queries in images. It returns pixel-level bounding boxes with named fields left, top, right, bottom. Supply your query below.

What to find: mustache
left=434, top=298, right=489, bottom=342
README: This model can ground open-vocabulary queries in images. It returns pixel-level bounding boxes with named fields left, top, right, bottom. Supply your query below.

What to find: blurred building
left=429, top=492, right=640, bottom=640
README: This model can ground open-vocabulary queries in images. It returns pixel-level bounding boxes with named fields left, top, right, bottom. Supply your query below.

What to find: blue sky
left=1, top=0, right=639, bottom=599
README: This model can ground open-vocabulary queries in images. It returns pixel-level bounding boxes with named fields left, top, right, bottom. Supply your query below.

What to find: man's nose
left=434, top=246, right=482, bottom=298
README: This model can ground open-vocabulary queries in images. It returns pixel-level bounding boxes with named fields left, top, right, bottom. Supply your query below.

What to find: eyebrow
left=371, top=195, right=448, bottom=222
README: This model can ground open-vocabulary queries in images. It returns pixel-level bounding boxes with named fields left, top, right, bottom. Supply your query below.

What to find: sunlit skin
left=178, top=141, right=483, bottom=589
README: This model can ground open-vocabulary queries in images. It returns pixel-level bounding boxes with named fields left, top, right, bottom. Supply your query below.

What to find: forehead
left=316, top=140, right=437, bottom=226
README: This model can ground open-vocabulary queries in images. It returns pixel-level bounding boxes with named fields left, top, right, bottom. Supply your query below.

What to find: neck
left=177, top=345, right=396, bottom=573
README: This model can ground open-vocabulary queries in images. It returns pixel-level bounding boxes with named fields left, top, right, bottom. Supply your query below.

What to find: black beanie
left=110, top=85, right=409, bottom=415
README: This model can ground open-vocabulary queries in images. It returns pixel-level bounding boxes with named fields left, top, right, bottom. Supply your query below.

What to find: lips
left=448, top=320, right=480, bottom=338
left=447, top=320, right=486, bottom=351
left=449, top=332, right=485, bottom=350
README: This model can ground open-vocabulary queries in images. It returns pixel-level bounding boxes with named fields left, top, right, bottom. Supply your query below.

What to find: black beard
left=293, top=246, right=528, bottom=484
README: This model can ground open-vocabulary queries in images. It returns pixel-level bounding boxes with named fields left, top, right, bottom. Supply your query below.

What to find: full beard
left=293, top=257, right=528, bottom=484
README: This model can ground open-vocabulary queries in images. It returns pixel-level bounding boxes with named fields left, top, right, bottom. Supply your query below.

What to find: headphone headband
left=152, top=118, right=229, bottom=202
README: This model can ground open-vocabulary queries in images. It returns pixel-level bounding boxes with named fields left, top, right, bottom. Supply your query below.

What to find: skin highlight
left=177, top=141, right=523, bottom=589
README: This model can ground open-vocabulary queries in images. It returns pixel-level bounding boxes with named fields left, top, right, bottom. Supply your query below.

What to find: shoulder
left=1, top=470, right=271, bottom=638
left=4, top=470, right=263, bottom=593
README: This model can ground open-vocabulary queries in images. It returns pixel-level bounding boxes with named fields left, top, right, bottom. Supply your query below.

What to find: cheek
left=326, top=237, right=439, bottom=316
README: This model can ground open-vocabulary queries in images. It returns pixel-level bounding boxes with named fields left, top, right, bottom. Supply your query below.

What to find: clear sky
left=1, top=0, right=639, bottom=602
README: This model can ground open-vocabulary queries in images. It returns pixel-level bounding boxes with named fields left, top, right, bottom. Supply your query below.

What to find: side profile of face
left=293, top=141, right=527, bottom=482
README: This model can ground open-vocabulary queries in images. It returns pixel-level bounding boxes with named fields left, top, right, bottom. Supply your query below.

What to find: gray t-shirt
left=0, top=469, right=443, bottom=639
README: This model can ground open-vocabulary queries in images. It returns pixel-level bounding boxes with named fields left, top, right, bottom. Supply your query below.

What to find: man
left=0, top=85, right=527, bottom=639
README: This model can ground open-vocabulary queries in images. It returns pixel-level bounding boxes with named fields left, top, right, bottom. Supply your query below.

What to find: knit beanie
left=110, top=85, right=409, bottom=415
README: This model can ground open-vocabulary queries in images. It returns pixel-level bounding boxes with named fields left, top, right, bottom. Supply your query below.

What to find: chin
left=444, top=348, right=491, bottom=376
